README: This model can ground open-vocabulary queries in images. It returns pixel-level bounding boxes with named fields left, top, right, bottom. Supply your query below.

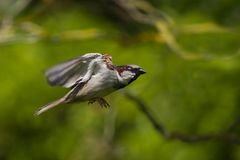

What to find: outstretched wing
left=45, top=53, right=103, bottom=88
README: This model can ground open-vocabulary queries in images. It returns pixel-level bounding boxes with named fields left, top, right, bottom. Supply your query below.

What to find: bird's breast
left=76, top=69, right=119, bottom=100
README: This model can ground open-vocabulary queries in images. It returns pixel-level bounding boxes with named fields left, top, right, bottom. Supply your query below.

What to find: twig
left=124, top=91, right=168, bottom=136
left=124, top=91, right=240, bottom=144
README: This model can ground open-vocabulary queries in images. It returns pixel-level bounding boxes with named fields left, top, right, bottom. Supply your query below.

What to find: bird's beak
left=138, top=68, right=146, bottom=74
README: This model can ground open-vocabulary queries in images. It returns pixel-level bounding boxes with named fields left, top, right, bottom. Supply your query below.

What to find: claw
left=88, top=99, right=96, bottom=105
left=98, top=98, right=110, bottom=108
left=88, top=98, right=110, bottom=108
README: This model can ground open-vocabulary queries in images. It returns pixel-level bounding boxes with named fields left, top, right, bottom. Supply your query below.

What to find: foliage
left=0, top=0, right=240, bottom=160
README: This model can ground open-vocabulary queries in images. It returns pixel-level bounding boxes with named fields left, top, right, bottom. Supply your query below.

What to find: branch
left=124, top=91, right=240, bottom=144
left=114, top=0, right=240, bottom=60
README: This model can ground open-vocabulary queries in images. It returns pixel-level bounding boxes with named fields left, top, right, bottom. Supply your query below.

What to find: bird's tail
left=35, top=98, right=66, bottom=116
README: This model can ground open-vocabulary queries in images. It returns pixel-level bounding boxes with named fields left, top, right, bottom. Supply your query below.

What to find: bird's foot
left=97, top=98, right=110, bottom=108
left=88, top=98, right=110, bottom=108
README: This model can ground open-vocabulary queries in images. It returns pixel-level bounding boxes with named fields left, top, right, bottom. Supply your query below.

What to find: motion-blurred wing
left=45, top=53, right=102, bottom=88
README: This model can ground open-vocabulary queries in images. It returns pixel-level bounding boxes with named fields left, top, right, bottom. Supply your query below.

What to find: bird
left=35, top=53, right=146, bottom=116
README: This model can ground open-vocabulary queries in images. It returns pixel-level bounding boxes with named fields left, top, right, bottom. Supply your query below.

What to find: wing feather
left=45, top=53, right=102, bottom=88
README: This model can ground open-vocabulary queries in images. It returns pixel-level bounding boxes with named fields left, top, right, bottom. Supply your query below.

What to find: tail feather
left=35, top=98, right=66, bottom=116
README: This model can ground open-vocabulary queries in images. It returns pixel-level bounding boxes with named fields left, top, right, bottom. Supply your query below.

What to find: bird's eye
left=134, top=68, right=139, bottom=72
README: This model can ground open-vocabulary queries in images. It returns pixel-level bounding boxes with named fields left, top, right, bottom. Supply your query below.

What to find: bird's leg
left=88, top=97, right=110, bottom=108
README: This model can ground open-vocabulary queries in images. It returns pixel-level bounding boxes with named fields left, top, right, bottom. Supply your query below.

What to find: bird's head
left=116, top=64, right=146, bottom=85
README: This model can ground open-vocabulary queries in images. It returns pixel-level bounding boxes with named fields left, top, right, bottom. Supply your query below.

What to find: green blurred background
left=0, top=0, right=240, bottom=159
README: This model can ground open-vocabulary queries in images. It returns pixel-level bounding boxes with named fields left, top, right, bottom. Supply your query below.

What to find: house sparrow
left=35, top=53, right=146, bottom=116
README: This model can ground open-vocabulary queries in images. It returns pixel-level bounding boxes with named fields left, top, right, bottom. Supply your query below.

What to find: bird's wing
left=45, top=53, right=103, bottom=88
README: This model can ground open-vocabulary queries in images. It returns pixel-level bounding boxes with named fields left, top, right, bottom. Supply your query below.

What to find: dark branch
left=124, top=91, right=240, bottom=144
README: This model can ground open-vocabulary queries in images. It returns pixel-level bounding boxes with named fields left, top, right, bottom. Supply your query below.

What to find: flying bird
left=35, top=53, right=146, bottom=116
